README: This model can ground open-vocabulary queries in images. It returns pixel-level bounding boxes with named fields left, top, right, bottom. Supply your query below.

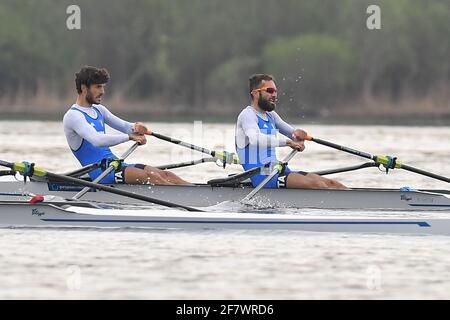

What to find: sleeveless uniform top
left=69, top=106, right=117, bottom=180
left=236, top=112, right=278, bottom=172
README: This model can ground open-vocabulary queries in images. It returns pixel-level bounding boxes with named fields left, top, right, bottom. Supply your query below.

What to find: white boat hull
left=1, top=202, right=450, bottom=235
left=0, top=180, right=449, bottom=211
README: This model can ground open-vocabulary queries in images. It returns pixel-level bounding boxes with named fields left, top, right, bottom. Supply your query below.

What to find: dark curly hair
left=75, top=66, right=110, bottom=94
left=249, top=74, right=274, bottom=98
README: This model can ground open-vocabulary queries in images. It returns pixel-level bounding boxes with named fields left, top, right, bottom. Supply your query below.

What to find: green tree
left=262, top=34, right=353, bottom=115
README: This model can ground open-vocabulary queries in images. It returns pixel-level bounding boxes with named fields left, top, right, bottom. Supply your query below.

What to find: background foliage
left=0, top=0, right=448, bottom=119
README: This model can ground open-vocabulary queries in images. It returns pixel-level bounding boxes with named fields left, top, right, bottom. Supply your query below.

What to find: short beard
left=258, top=95, right=276, bottom=112
left=86, top=90, right=97, bottom=105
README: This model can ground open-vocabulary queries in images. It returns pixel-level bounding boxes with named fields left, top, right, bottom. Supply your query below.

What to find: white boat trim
left=1, top=201, right=450, bottom=235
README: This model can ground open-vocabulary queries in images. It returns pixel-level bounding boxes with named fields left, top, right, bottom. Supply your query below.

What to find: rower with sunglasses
left=235, top=74, right=347, bottom=190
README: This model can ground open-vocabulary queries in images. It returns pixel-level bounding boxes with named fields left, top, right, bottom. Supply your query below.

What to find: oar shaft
left=148, top=131, right=212, bottom=156
left=46, top=172, right=202, bottom=211
left=156, top=157, right=216, bottom=170
left=313, top=162, right=379, bottom=176
left=1, top=159, right=203, bottom=212
left=62, top=163, right=100, bottom=178
left=401, top=164, right=450, bottom=183
left=147, top=131, right=239, bottom=165
left=308, top=136, right=374, bottom=160
left=307, top=135, right=450, bottom=184
left=0, top=160, right=12, bottom=168
left=0, top=170, right=16, bottom=177
left=207, top=167, right=261, bottom=187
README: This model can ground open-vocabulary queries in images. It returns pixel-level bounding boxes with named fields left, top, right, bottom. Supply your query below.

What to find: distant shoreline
left=1, top=111, right=449, bottom=126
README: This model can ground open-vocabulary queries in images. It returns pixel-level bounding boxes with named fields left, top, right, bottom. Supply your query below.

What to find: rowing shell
left=1, top=201, right=450, bottom=235
left=1, top=180, right=450, bottom=211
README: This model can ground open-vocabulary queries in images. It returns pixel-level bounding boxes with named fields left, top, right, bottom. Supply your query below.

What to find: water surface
left=0, top=121, right=449, bottom=299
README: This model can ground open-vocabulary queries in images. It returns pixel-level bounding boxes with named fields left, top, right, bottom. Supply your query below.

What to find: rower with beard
left=63, top=66, right=190, bottom=185
left=235, top=74, right=347, bottom=189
